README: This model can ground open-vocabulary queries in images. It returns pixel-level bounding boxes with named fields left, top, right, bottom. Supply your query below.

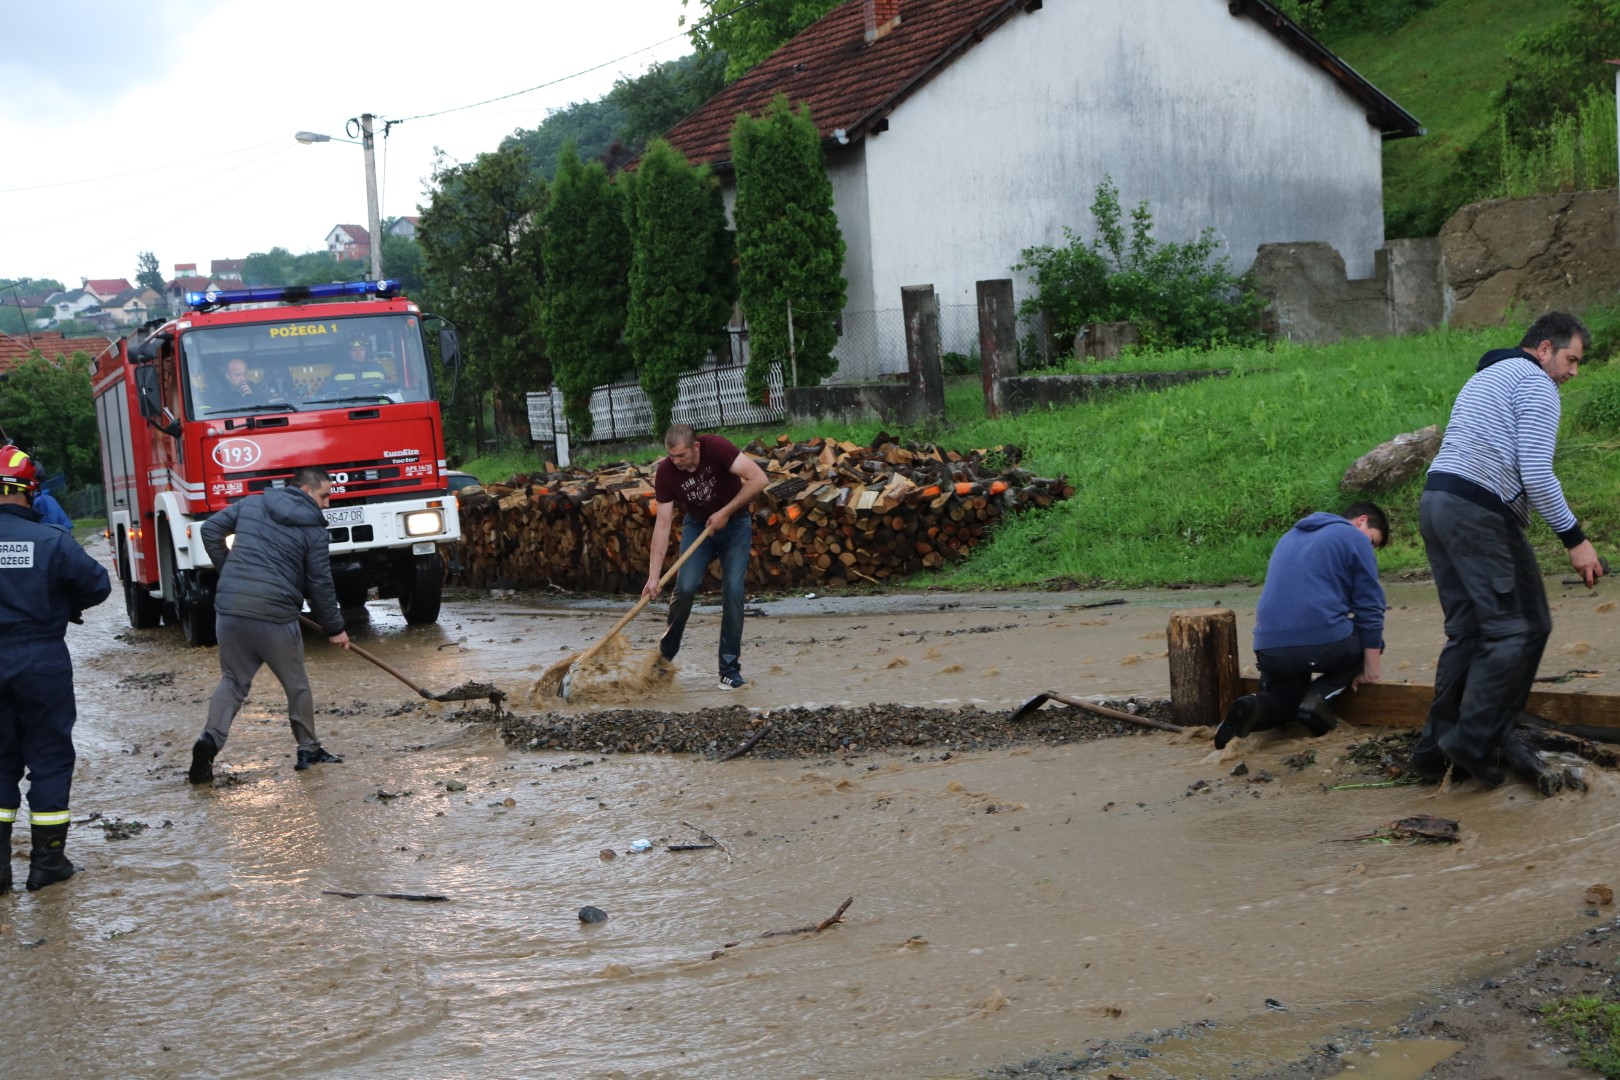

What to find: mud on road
left=12, top=558, right=1620, bottom=1079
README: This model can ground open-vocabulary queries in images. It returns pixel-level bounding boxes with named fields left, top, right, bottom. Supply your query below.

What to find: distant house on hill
left=0, top=330, right=110, bottom=376
left=42, top=288, right=102, bottom=324
left=656, top=0, right=1421, bottom=366
left=83, top=278, right=134, bottom=304
left=387, top=216, right=420, bottom=240
left=105, top=286, right=163, bottom=327
left=325, top=224, right=371, bottom=263
left=165, top=275, right=226, bottom=314
left=210, top=258, right=245, bottom=281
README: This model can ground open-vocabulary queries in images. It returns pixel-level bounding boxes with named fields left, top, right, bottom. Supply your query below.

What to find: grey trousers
left=204, top=613, right=320, bottom=751
left=1414, top=489, right=1552, bottom=769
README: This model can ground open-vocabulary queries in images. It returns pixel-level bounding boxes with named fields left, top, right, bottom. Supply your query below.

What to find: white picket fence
left=527, top=362, right=785, bottom=446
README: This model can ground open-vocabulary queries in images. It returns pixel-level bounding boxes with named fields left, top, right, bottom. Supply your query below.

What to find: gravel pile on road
left=456, top=698, right=1177, bottom=759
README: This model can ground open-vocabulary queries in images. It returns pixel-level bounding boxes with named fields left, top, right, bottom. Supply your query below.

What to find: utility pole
left=360, top=113, right=383, bottom=282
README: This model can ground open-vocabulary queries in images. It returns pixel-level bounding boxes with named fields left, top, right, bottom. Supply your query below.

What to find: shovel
left=298, top=615, right=505, bottom=704
left=1009, top=689, right=1184, bottom=732
left=540, top=524, right=714, bottom=699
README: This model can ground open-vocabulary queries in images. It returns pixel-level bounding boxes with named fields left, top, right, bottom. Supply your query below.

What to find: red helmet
left=0, top=444, right=39, bottom=495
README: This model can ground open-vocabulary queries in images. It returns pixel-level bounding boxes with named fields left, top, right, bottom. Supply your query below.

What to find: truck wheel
left=179, top=575, right=218, bottom=648
left=398, top=553, right=443, bottom=625
left=121, top=538, right=163, bottom=629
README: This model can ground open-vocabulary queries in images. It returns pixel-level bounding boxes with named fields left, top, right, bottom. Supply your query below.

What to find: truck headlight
left=403, top=509, right=443, bottom=537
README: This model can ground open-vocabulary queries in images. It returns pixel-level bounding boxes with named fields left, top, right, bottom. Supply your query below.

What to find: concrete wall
left=857, top=0, right=1387, bottom=318
left=1252, top=238, right=1443, bottom=343
left=1253, top=190, right=1620, bottom=340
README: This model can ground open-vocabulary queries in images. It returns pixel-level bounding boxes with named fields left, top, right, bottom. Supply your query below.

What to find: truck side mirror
left=133, top=364, right=181, bottom=437
left=133, top=364, right=162, bottom=420
left=439, top=326, right=463, bottom=370
left=130, top=337, right=161, bottom=363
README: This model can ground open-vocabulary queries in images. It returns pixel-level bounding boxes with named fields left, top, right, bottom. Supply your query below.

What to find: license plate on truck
left=324, top=507, right=365, bottom=525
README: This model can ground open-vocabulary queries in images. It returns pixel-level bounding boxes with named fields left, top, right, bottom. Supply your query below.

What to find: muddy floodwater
left=12, top=546, right=1620, bottom=1079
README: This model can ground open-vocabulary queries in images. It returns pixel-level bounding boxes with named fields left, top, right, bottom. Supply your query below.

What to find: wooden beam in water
left=1238, top=678, right=1620, bottom=731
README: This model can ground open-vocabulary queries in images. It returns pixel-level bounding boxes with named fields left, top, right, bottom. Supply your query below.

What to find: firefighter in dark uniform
left=332, top=338, right=391, bottom=393
left=0, top=444, right=110, bottom=892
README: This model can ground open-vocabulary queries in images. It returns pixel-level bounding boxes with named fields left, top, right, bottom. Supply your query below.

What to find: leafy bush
left=942, top=349, right=978, bottom=376
left=1015, top=177, right=1266, bottom=353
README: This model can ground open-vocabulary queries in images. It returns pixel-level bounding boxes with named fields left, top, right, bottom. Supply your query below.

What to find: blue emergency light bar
left=184, top=279, right=400, bottom=309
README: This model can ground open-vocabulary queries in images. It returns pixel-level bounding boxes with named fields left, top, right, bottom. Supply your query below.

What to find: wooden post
left=901, top=284, right=945, bottom=423
left=1167, top=608, right=1241, bottom=730
left=976, top=278, right=1018, bottom=418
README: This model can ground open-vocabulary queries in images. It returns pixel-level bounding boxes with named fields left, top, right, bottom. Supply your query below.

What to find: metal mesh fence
left=527, top=362, right=786, bottom=446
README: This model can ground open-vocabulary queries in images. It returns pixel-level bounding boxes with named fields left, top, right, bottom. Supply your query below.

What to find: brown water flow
left=10, top=552, right=1620, bottom=1078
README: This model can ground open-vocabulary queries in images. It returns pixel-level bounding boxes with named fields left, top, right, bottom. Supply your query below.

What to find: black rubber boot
left=25, top=823, right=74, bottom=892
left=1214, top=695, right=1263, bottom=750
left=295, top=745, right=344, bottom=771
left=0, top=822, right=12, bottom=893
left=189, top=732, right=218, bottom=785
left=1296, top=688, right=1340, bottom=738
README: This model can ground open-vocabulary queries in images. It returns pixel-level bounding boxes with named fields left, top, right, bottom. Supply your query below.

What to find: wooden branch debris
left=1331, top=815, right=1460, bottom=845
left=760, top=896, right=855, bottom=939
left=680, top=819, right=733, bottom=863
left=445, top=433, right=1073, bottom=592
left=323, top=890, right=449, bottom=902
left=718, top=723, right=772, bottom=762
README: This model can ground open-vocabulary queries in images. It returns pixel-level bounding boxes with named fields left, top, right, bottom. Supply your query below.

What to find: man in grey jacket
left=190, top=467, right=351, bottom=783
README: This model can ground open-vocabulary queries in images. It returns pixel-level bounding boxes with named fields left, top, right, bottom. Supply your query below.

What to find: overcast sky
left=0, top=1, right=694, bottom=290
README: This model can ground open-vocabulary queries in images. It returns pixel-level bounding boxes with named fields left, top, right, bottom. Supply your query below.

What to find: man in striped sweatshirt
left=1411, top=312, right=1603, bottom=786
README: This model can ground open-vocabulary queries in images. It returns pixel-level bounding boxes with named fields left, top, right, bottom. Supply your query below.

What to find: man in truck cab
left=0, top=443, right=111, bottom=892
left=205, top=357, right=258, bottom=410
left=331, top=338, right=392, bottom=394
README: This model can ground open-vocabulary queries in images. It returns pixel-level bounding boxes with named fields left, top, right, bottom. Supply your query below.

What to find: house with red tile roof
left=325, top=224, right=371, bottom=263
left=83, top=278, right=135, bottom=303
left=657, top=0, right=1420, bottom=371
left=210, top=258, right=245, bottom=280
left=0, top=330, right=109, bottom=377
left=387, top=216, right=421, bottom=240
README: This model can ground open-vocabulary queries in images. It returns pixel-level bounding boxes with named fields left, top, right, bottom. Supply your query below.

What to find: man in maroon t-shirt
left=645, top=425, right=769, bottom=690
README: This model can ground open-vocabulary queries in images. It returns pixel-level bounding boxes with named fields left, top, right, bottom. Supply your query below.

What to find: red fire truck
left=93, top=279, right=464, bottom=647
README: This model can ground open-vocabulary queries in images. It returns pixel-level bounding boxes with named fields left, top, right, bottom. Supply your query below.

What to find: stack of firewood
left=442, top=433, right=1073, bottom=592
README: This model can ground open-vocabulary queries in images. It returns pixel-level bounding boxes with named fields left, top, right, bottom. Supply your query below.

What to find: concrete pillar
left=901, top=284, right=945, bottom=424
left=976, top=278, right=1019, bottom=417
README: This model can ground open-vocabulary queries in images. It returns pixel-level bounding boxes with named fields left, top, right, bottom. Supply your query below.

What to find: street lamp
left=294, top=114, right=383, bottom=282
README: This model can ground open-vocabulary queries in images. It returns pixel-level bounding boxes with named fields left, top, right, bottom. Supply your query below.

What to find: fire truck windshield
left=182, top=313, right=435, bottom=418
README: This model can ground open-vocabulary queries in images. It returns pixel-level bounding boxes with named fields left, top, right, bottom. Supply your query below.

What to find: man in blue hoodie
left=1214, top=503, right=1388, bottom=750
left=189, top=467, right=351, bottom=783
left=1411, top=312, right=1602, bottom=786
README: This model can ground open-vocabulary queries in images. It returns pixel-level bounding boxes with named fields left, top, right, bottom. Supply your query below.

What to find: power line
left=388, top=0, right=764, bottom=124
left=0, top=140, right=286, bottom=194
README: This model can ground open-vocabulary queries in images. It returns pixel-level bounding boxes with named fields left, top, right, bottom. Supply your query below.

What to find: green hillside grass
left=1323, top=0, right=1570, bottom=237
left=464, top=314, right=1620, bottom=590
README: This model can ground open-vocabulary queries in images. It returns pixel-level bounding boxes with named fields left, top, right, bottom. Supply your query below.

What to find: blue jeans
left=660, top=515, right=751, bottom=679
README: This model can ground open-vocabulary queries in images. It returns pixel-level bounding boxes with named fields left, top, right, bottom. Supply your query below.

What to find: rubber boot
left=0, top=822, right=11, bottom=893
left=189, top=732, right=218, bottom=785
left=25, top=823, right=74, bottom=892
left=1215, top=695, right=1265, bottom=750
left=1296, top=688, right=1340, bottom=738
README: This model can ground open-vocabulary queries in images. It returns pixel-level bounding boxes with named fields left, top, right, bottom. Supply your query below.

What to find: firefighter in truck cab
left=0, top=444, right=110, bottom=893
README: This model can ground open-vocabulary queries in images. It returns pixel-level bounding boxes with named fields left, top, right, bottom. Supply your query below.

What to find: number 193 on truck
left=93, top=279, right=465, bottom=647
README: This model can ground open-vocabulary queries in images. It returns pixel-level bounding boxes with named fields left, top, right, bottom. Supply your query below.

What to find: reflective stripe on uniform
left=29, top=809, right=70, bottom=826
left=0, top=807, right=15, bottom=823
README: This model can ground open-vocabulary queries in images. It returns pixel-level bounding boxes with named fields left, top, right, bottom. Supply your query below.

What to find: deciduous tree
left=417, top=144, right=551, bottom=442
left=730, top=95, right=846, bottom=402
left=0, top=352, right=99, bottom=488
left=681, top=0, right=840, bottom=81
left=541, top=145, right=632, bottom=438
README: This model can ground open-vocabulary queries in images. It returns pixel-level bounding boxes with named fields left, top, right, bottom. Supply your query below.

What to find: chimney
left=864, top=0, right=901, bottom=43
